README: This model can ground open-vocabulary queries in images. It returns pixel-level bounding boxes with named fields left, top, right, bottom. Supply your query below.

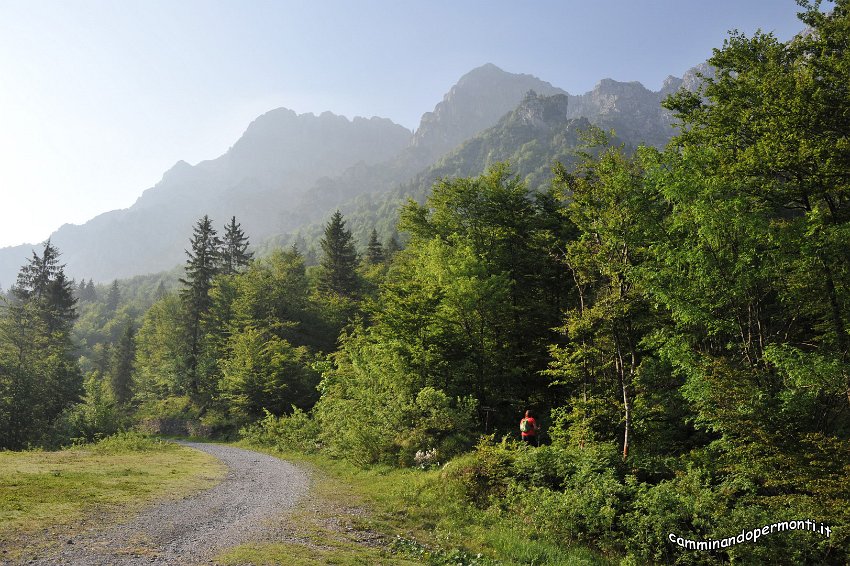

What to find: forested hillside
left=1, top=2, right=848, bottom=564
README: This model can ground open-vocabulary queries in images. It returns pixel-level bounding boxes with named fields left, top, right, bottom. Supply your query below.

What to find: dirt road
left=21, top=442, right=308, bottom=565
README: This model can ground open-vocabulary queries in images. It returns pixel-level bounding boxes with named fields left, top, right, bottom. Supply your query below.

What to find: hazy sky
left=0, top=1, right=813, bottom=248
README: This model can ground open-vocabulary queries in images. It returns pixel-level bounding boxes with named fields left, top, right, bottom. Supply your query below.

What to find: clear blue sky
left=0, top=0, right=816, bottom=249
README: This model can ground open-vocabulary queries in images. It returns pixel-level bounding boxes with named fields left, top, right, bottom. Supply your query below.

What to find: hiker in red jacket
left=520, top=409, right=539, bottom=445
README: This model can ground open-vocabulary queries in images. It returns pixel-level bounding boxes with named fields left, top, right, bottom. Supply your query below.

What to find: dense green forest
left=2, top=2, right=849, bottom=563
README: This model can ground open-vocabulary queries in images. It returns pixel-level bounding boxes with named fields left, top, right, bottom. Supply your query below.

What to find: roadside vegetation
left=221, top=440, right=613, bottom=566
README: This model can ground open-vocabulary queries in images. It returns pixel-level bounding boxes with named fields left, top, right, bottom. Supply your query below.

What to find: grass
left=219, top=444, right=617, bottom=566
left=0, top=432, right=224, bottom=560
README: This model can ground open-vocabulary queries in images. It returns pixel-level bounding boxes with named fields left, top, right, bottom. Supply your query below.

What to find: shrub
left=507, top=442, right=629, bottom=551
left=241, top=407, right=321, bottom=453
left=89, top=431, right=173, bottom=453
left=396, top=388, right=479, bottom=467
left=440, top=435, right=517, bottom=508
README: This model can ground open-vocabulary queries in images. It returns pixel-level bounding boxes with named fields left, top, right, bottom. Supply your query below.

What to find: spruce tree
left=2, top=241, right=81, bottom=448
left=179, top=215, right=221, bottom=392
left=11, top=239, right=78, bottom=336
left=85, top=279, right=96, bottom=302
left=110, top=323, right=135, bottom=405
left=154, top=280, right=167, bottom=300
left=105, top=280, right=120, bottom=314
left=220, top=216, right=253, bottom=275
left=365, top=228, right=385, bottom=265
left=385, top=234, right=402, bottom=259
left=318, top=211, right=359, bottom=297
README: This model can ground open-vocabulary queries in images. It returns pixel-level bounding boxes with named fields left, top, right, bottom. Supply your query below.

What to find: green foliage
left=88, top=430, right=174, bottom=453
left=55, top=370, right=131, bottom=444
left=318, top=210, right=360, bottom=298
left=240, top=407, right=321, bottom=453
left=219, top=327, right=318, bottom=424
left=220, top=216, right=253, bottom=275
left=314, top=328, right=480, bottom=467
left=440, top=436, right=518, bottom=508
left=134, top=293, right=191, bottom=400
left=0, top=242, right=82, bottom=449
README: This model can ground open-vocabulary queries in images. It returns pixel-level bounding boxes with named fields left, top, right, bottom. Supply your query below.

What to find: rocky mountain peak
left=410, top=63, right=567, bottom=163
left=512, top=91, right=570, bottom=129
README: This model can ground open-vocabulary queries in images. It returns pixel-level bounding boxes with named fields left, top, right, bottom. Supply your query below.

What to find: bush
left=89, top=431, right=174, bottom=453
left=440, top=435, right=517, bottom=508
left=507, top=442, right=628, bottom=551
left=511, top=444, right=576, bottom=489
left=241, top=407, right=321, bottom=453
left=396, top=388, right=479, bottom=467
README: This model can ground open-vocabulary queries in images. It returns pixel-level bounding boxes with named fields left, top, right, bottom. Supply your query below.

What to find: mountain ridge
left=0, top=63, right=703, bottom=287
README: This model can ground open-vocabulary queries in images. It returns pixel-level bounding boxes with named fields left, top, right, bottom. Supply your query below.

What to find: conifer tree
left=11, top=239, right=78, bottom=336
left=385, top=234, right=402, bottom=259
left=179, top=215, right=221, bottom=392
left=220, top=216, right=253, bottom=275
left=76, top=279, right=87, bottom=301
left=1, top=241, right=81, bottom=448
left=154, top=280, right=167, bottom=300
left=365, top=228, right=385, bottom=265
left=110, top=322, right=135, bottom=405
left=105, top=280, right=120, bottom=314
left=85, top=279, right=96, bottom=301
left=318, top=211, right=359, bottom=297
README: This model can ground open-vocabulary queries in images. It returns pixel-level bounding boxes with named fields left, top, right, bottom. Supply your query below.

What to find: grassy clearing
left=0, top=433, right=224, bottom=559
left=222, top=444, right=615, bottom=566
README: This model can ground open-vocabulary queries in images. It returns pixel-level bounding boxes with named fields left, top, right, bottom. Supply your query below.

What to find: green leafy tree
left=398, top=164, right=573, bottom=421
left=547, top=139, right=669, bottom=459
left=219, top=326, right=317, bottom=425
left=134, top=293, right=191, bottom=401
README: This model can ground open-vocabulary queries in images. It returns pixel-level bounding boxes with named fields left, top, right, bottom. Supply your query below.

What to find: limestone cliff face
left=513, top=91, right=570, bottom=130
left=567, top=79, right=673, bottom=148
left=410, top=63, right=567, bottom=165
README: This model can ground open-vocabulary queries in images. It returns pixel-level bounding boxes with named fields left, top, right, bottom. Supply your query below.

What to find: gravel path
left=23, top=442, right=309, bottom=565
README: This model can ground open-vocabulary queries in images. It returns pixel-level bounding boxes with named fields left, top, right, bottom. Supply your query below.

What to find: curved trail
left=29, top=442, right=308, bottom=565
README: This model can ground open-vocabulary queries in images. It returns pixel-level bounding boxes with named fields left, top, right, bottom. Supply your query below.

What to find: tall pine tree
left=11, top=239, right=78, bottom=336
left=318, top=211, right=359, bottom=297
left=220, top=216, right=253, bottom=275
left=365, top=228, right=385, bottom=265
left=1, top=241, right=81, bottom=448
left=179, top=215, right=221, bottom=394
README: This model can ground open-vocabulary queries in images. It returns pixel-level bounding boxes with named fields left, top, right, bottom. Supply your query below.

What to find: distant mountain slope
left=0, top=63, right=706, bottom=287
left=0, top=111, right=411, bottom=286
left=264, top=91, right=609, bottom=258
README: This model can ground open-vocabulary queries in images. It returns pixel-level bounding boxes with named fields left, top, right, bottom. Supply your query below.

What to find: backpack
left=520, top=418, right=533, bottom=433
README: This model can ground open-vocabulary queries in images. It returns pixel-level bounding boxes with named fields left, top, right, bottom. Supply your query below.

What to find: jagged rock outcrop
left=410, top=63, right=567, bottom=166
left=566, top=79, right=674, bottom=148
left=513, top=91, right=570, bottom=129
